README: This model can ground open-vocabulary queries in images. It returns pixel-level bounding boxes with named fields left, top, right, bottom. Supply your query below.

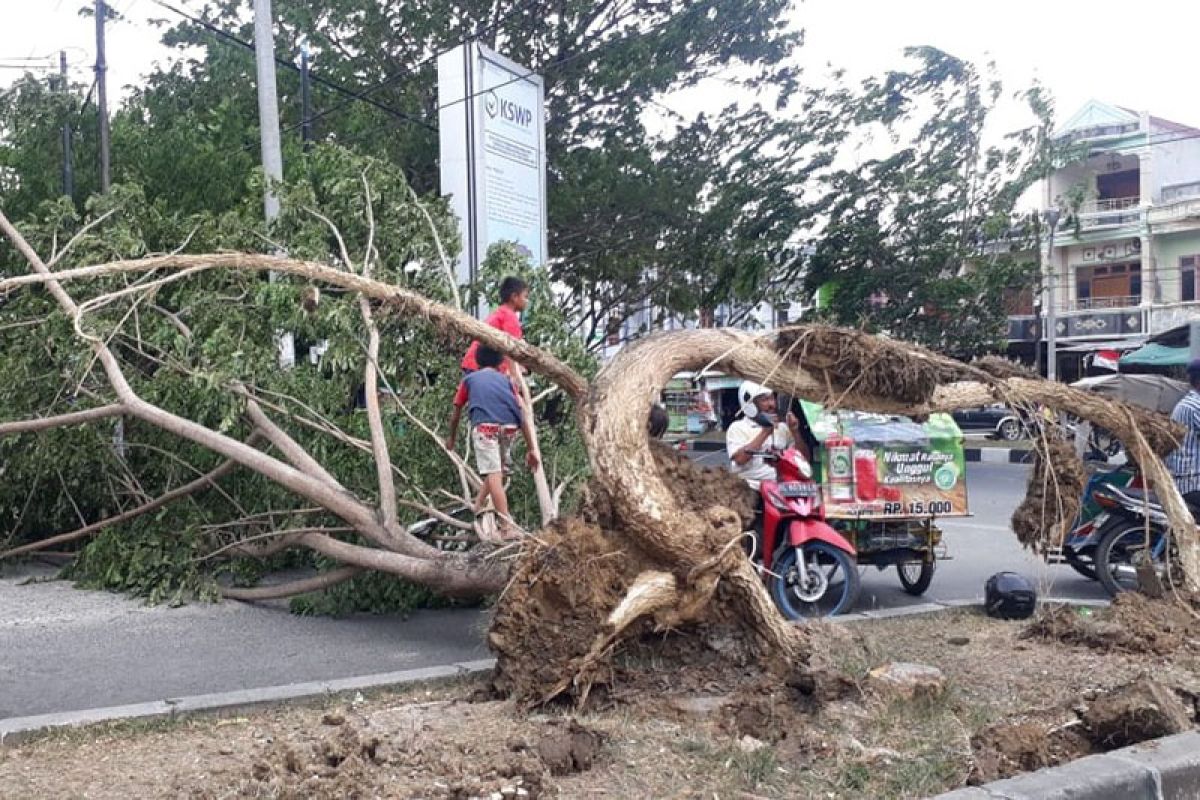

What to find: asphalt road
left=0, top=460, right=1101, bottom=720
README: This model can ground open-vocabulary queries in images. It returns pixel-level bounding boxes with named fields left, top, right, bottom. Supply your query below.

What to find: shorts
left=472, top=423, right=519, bottom=475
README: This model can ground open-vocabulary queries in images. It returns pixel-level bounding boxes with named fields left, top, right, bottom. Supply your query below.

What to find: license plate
left=778, top=481, right=818, bottom=498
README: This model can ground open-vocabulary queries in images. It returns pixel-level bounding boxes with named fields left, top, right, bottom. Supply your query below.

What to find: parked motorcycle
left=1089, top=482, right=1174, bottom=596
left=1051, top=464, right=1142, bottom=581
left=744, top=448, right=861, bottom=619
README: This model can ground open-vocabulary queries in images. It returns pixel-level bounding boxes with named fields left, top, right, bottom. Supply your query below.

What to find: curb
left=932, top=730, right=1200, bottom=799
left=828, top=596, right=1108, bottom=624
left=0, top=658, right=496, bottom=746
left=963, top=447, right=1034, bottom=464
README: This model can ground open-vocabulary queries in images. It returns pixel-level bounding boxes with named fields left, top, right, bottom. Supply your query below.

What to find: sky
left=2, top=0, right=1197, bottom=152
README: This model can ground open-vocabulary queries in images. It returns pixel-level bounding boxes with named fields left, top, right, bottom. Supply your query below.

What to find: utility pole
left=1043, top=207, right=1062, bottom=381
left=300, top=42, right=312, bottom=152
left=59, top=51, right=75, bottom=199
left=253, top=0, right=284, bottom=223
left=94, top=0, right=111, bottom=192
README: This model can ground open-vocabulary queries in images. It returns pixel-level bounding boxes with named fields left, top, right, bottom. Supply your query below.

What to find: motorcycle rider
left=1168, top=358, right=1200, bottom=513
left=726, top=381, right=809, bottom=490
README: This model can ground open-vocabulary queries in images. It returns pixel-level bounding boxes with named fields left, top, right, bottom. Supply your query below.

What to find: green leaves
left=804, top=48, right=1051, bottom=358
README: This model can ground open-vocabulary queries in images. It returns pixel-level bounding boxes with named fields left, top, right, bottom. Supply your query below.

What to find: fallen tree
left=1, top=203, right=1194, bottom=703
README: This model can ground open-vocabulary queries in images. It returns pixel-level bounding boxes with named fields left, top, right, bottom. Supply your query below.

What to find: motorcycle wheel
left=1094, top=518, right=1165, bottom=596
left=1063, top=547, right=1098, bottom=581
left=897, top=558, right=935, bottom=595
left=770, top=542, right=860, bottom=619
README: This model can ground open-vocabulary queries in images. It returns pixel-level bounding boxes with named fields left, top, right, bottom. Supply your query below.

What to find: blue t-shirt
left=455, top=368, right=523, bottom=427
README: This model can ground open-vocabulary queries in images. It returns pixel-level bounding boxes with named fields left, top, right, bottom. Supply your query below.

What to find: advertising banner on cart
left=438, top=44, right=547, bottom=315
left=799, top=402, right=969, bottom=520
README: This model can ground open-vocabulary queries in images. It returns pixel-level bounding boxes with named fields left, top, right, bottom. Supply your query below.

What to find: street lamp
left=1043, top=207, right=1062, bottom=381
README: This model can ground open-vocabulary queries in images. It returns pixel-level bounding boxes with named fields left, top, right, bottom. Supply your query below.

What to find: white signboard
left=438, top=44, right=547, bottom=315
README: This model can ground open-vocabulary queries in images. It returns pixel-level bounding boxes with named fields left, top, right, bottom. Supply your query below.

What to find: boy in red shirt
left=461, top=276, right=530, bottom=375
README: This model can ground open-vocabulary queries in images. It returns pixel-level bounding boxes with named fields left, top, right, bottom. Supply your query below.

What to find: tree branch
left=0, top=212, right=432, bottom=560
left=0, top=432, right=262, bottom=561
left=241, top=391, right=346, bottom=489
left=297, top=532, right=507, bottom=595
left=0, top=403, right=124, bottom=437
left=219, top=566, right=363, bottom=602
left=0, top=252, right=589, bottom=402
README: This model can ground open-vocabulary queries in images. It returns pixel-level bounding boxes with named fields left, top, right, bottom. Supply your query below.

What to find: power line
left=277, top=2, right=690, bottom=153
left=253, top=0, right=548, bottom=142
left=146, top=0, right=450, bottom=132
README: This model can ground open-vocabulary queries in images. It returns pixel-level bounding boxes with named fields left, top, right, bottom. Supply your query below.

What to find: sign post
left=438, top=44, right=548, bottom=318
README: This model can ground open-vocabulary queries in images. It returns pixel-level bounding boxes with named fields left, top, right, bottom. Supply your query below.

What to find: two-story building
left=1009, top=100, right=1200, bottom=380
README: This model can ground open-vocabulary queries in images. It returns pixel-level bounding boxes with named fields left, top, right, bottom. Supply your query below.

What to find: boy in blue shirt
left=446, top=345, right=539, bottom=540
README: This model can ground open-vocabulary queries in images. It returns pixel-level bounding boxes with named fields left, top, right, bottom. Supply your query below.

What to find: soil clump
left=1024, top=594, right=1200, bottom=655
left=969, top=676, right=1197, bottom=784
left=1011, top=437, right=1085, bottom=552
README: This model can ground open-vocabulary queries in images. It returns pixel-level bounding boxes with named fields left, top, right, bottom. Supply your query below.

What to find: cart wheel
left=897, top=558, right=935, bottom=595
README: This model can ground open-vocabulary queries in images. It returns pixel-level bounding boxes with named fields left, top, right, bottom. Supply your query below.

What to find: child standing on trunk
left=446, top=345, right=539, bottom=540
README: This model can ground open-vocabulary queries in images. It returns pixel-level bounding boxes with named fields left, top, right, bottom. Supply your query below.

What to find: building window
left=1075, top=262, right=1141, bottom=309
left=774, top=305, right=790, bottom=328
left=1184, top=256, right=1199, bottom=303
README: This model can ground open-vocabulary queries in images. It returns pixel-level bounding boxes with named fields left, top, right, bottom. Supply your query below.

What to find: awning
left=1058, top=338, right=1144, bottom=353
left=1119, top=341, right=1188, bottom=367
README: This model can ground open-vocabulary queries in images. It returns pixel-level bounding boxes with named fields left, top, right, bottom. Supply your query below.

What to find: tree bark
left=0, top=403, right=124, bottom=436
left=219, top=566, right=363, bottom=601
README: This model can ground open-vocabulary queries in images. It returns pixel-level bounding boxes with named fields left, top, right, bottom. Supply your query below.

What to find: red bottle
left=854, top=449, right=879, bottom=501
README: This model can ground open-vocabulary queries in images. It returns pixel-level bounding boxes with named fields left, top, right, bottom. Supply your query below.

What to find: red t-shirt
left=461, top=305, right=523, bottom=371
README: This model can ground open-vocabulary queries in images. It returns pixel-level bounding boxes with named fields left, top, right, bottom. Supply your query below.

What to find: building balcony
left=1072, top=295, right=1140, bottom=311
left=1148, top=195, right=1200, bottom=227
left=1069, top=196, right=1144, bottom=232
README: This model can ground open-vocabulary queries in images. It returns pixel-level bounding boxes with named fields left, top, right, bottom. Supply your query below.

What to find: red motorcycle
left=747, top=448, right=861, bottom=619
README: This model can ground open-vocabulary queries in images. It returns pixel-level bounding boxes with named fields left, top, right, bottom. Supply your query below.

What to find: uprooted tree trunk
left=1, top=209, right=1196, bottom=706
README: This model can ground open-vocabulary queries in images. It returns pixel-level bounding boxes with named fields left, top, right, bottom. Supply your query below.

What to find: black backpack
left=984, top=572, right=1037, bottom=620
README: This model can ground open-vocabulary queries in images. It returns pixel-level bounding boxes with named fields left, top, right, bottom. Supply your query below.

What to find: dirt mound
left=652, top=442, right=756, bottom=528
left=491, top=446, right=760, bottom=707
left=970, top=708, right=1092, bottom=784
left=535, top=720, right=604, bottom=775
left=489, top=517, right=645, bottom=705
left=1011, top=437, right=1085, bottom=552
left=970, top=676, right=1197, bottom=784
left=1082, top=678, right=1193, bottom=749
left=1024, top=595, right=1200, bottom=655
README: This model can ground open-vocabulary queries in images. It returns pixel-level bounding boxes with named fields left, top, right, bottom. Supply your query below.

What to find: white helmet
left=738, top=381, right=771, bottom=418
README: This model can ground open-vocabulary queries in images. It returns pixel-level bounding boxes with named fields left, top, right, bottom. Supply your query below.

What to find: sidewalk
left=0, top=562, right=489, bottom=720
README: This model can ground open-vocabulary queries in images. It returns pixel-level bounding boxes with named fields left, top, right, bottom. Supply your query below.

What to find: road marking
left=938, top=521, right=1012, bottom=533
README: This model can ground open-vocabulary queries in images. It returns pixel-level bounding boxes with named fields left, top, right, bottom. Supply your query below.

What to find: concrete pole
left=59, top=51, right=74, bottom=199
left=253, top=0, right=284, bottom=222
left=1044, top=208, right=1062, bottom=381
left=94, top=0, right=110, bottom=192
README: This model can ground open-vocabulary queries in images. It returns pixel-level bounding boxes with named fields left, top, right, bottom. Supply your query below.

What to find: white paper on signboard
left=438, top=44, right=547, bottom=317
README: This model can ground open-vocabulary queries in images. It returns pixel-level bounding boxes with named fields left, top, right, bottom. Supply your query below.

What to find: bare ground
left=3, top=604, right=1199, bottom=800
